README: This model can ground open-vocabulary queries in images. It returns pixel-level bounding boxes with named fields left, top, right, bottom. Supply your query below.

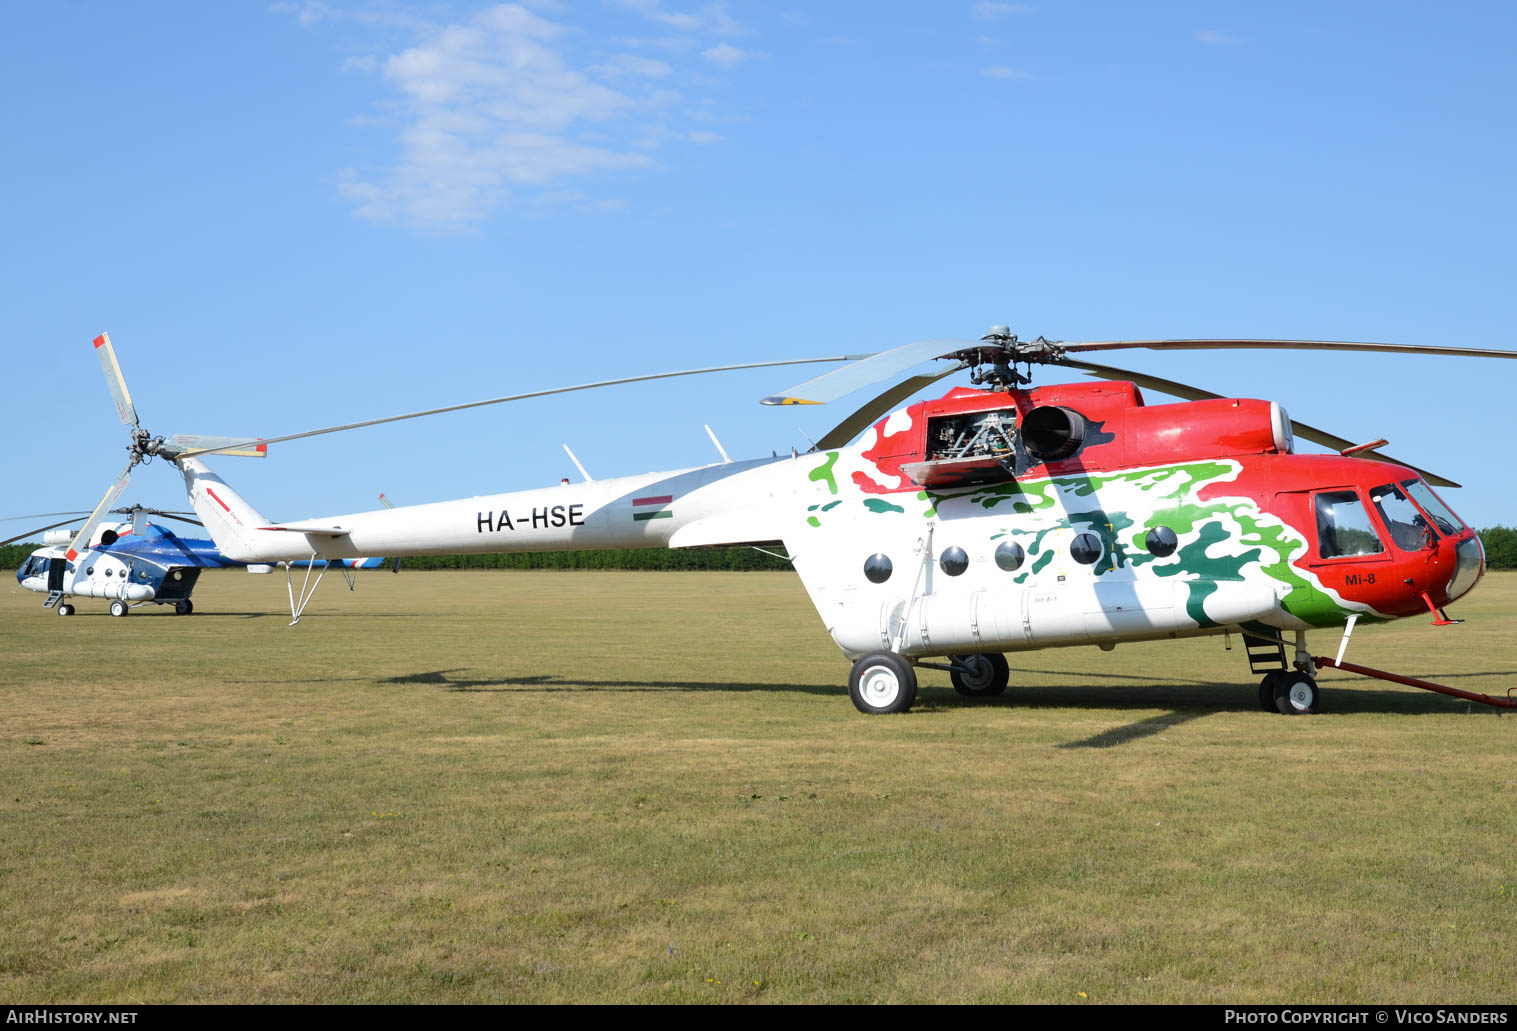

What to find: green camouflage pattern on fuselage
left=805, top=450, right=1380, bottom=629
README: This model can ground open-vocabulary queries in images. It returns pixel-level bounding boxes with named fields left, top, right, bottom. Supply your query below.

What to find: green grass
left=2, top=569, right=1515, bottom=1003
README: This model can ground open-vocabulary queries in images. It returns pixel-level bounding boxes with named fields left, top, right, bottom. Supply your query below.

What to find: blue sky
left=4, top=1, right=1515, bottom=530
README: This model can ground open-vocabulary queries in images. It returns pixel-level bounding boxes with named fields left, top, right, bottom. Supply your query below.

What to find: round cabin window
left=994, top=541, right=1025, bottom=572
left=939, top=547, right=968, bottom=577
left=1070, top=533, right=1102, bottom=565
left=1146, top=526, right=1179, bottom=557
left=863, top=553, right=893, bottom=584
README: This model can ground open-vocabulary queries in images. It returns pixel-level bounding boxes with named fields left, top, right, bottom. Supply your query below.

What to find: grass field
left=2, top=569, right=1514, bottom=1004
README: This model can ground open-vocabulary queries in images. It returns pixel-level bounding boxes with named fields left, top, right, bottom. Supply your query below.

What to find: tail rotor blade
left=94, top=333, right=140, bottom=428
left=163, top=434, right=268, bottom=458
left=63, top=462, right=135, bottom=560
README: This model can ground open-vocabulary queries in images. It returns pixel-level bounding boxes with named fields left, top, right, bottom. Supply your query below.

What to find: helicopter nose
left=1443, top=534, right=1484, bottom=604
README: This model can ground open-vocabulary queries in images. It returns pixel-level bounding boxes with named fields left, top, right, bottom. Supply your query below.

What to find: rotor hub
left=949, top=328, right=1067, bottom=389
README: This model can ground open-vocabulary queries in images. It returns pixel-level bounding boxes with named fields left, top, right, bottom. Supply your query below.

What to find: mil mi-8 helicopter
left=4, top=502, right=393, bottom=617
left=37, top=329, right=1517, bottom=714
left=6, top=505, right=238, bottom=617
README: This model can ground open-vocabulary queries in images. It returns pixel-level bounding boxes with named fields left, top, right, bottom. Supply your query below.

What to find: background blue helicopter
left=7, top=505, right=392, bottom=617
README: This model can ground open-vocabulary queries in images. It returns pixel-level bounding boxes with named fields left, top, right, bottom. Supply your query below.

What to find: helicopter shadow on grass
left=385, top=665, right=1509, bottom=719
left=384, top=668, right=841, bottom=698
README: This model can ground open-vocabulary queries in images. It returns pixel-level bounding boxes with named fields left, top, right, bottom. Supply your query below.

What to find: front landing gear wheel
left=1273, top=673, right=1320, bottom=715
left=848, top=652, right=917, bottom=714
left=109, top=600, right=129, bottom=618
left=57, top=604, right=75, bottom=617
left=951, top=653, right=1010, bottom=697
left=174, top=600, right=194, bottom=616
left=1258, top=672, right=1286, bottom=712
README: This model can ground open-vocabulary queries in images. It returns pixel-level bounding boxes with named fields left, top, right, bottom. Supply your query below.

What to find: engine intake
left=1020, top=405, right=1087, bottom=463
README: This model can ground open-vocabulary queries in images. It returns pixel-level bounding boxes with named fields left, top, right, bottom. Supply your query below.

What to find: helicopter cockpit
left=15, top=551, right=70, bottom=591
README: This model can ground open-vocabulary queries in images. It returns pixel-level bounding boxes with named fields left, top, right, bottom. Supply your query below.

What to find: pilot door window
left=1314, top=491, right=1386, bottom=559
left=1369, top=483, right=1434, bottom=551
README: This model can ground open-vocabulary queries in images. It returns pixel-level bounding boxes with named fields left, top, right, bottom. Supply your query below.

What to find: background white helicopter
left=55, top=329, right=1512, bottom=717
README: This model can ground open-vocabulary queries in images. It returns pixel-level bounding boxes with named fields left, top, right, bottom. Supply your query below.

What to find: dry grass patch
left=1, top=570, right=1514, bottom=1002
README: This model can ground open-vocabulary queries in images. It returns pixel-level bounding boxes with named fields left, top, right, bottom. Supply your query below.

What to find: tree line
left=4, top=529, right=1516, bottom=572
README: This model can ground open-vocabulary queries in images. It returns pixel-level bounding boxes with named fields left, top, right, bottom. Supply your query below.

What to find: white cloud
left=701, top=42, right=759, bottom=69
left=970, top=2, right=1032, bottom=20
left=980, top=65, right=1033, bottom=80
left=616, top=0, right=741, bottom=36
left=285, top=2, right=752, bottom=227
left=270, top=1, right=334, bottom=27
left=592, top=54, right=674, bottom=80
left=1195, top=29, right=1240, bottom=45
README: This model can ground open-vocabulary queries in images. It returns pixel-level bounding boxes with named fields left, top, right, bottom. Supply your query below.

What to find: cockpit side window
left=1369, top=483, right=1434, bottom=551
left=1402, top=479, right=1465, bottom=536
left=1315, top=491, right=1386, bottom=558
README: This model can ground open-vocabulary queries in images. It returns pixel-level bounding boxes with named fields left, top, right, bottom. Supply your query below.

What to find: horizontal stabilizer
left=257, top=523, right=350, bottom=537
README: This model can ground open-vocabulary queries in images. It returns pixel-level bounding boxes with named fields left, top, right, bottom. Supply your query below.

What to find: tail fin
left=177, top=457, right=274, bottom=562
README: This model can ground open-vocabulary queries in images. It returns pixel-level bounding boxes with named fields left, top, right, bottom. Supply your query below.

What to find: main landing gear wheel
left=950, top=653, right=1010, bottom=697
left=57, top=604, right=75, bottom=617
left=1257, top=672, right=1286, bottom=712
left=1273, top=673, right=1320, bottom=715
left=109, top=600, right=129, bottom=618
left=848, top=652, right=918, bottom=715
left=174, top=600, right=194, bottom=616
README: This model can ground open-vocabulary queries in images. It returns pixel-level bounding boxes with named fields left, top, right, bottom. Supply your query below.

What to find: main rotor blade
left=110, top=507, right=199, bottom=517
left=62, top=461, right=135, bottom=560
left=1, top=511, right=92, bottom=522
left=763, top=339, right=975, bottom=406
left=814, top=365, right=967, bottom=450
left=1060, top=338, right=1517, bottom=360
left=1, top=518, right=88, bottom=549
left=1064, top=358, right=1462, bottom=488
left=178, top=355, right=872, bottom=459
left=93, top=332, right=140, bottom=428
left=140, top=512, right=204, bottom=529
left=1059, top=359, right=1226, bottom=404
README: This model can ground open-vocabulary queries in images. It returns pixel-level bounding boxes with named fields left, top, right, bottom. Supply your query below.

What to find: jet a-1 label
left=477, top=504, right=586, bottom=533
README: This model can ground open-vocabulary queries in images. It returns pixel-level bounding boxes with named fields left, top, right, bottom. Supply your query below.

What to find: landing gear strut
left=848, top=652, right=917, bottom=714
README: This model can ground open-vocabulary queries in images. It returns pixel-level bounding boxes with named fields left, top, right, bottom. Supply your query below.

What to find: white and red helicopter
left=29, top=330, right=1517, bottom=715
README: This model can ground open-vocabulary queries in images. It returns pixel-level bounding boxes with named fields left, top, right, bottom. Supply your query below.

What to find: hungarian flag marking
left=632, top=494, right=674, bottom=521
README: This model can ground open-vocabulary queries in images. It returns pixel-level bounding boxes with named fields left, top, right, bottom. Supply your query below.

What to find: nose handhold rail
left=1313, top=656, right=1517, bottom=709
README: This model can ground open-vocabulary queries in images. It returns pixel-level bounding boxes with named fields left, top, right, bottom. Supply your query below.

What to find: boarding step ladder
left=1241, top=627, right=1288, bottom=674
left=43, top=590, right=64, bottom=609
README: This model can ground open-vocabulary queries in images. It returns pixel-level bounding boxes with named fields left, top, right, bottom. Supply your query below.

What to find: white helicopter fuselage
left=15, top=546, right=157, bottom=603
left=179, top=455, right=795, bottom=563
left=176, top=413, right=1360, bottom=665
